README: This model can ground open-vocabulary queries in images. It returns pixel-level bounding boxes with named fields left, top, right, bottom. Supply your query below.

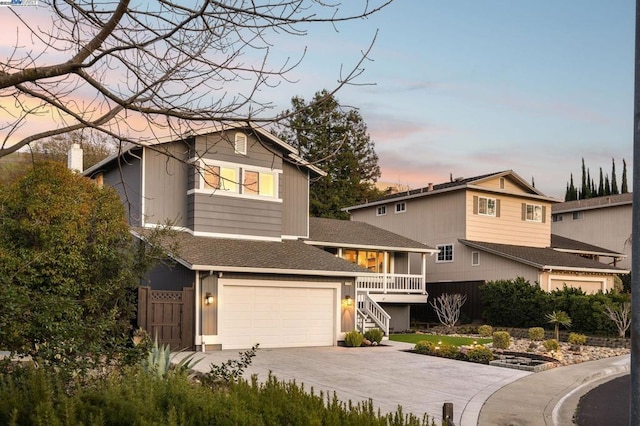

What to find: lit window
left=242, top=169, right=275, bottom=196
left=204, top=165, right=237, bottom=192
left=436, top=244, right=454, bottom=263
left=526, top=204, right=543, bottom=222
left=395, top=202, right=406, bottom=213
left=342, top=249, right=388, bottom=273
left=377, top=206, right=387, bottom=216
left=234, top=133, right=247, bottom=155
left=478, top=197, right=496, bottom=216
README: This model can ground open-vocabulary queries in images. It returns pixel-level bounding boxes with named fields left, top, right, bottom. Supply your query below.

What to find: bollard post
left=442, top=402, right=454, bottom=426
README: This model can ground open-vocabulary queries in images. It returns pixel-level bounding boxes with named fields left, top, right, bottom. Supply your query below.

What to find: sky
left=2, top=1, right=635, bottom=200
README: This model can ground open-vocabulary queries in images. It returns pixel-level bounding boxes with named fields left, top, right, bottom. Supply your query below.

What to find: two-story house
left=344, top=171, right=628, bottom=310
left=83, top=124, right=435, bottom=350
left=552, top=193, right=632, bottom=270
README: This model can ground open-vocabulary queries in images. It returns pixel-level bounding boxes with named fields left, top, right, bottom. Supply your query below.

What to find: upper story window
left=525, top=204, right=543, bottom=222
left=552, top=214, right=563, bottom=222
left=199, top=160, right=279, bottom=200
left=395, top=202, right=406, bottom=213
left=436, top=244, right=454, bottom=263
left=572, top=211, right=584, bottom=220
left=478, top=196, right=497, bottom=216
left=204, top=165, right=238, bottom=192
left=234, top=133, right=247, bottom=155
left=376, top=205, right=387, bottom=216
left=243, top=169, right=275, bottom=197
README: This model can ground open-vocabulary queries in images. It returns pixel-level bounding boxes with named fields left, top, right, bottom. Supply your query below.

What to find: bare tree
left=0, top=1, right=393, bottom=160
left=605, top=302, right=632, bottom=338
left=430, top=293, right=467, bottom=329
left=31, top=130, right=115, bottom=169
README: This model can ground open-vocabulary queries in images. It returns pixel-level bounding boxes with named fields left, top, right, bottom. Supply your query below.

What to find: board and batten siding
left=143, top=143, right=189, bottom=227
left=102, top=151, right=143, bottom=226
left=465, top=190, right=551, bottom=248
left=195, top=132, right=284, bottom=170
left=281, top=162, right=309, bottom=238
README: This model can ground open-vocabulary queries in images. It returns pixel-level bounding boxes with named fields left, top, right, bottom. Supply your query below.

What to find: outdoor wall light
left=344, top=295, right=353, bottom=306
left=205, top=292, right=214, bottom=305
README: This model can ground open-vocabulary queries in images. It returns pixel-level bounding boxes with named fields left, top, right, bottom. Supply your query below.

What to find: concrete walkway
left=179, top=341, right=530, bottom=425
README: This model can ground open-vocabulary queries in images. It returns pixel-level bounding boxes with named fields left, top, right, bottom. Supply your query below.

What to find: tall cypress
left=604, top=175, right=611, bottom=196
left=580, top=158, right=588, bottom=199
left=621, top=159, right=629, bottom=193
left=611, top=158, right=619, bottom=195
left=598, top=168, right=604, bottom=196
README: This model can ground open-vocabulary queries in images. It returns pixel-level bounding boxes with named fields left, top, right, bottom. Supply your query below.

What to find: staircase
left=355, top=291, right=390, bottom=336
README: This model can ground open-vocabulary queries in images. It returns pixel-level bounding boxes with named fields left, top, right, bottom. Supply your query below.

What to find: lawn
left=390, top=333, right=492, bottom=347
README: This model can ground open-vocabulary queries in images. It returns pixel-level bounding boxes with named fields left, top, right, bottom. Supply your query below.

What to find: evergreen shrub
left=344, top=330, right=364, bottom=347
left=528, top=327, right=545, bottom=341
left=364, top=328, right=384, bottom=344
left=466, top=346, right=494, bottom=364
left=492, top=331, right=511, bottom=350
left=478, top=325, right=493, bottom=337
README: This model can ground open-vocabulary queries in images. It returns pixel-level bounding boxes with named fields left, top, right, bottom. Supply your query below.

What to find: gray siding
left=282, top=162, right=309, bottom=237
left=102, top=151, right=143, bottom=226
left=146, top=261, right=195, bottom=291
left=195, top=132, right=284, bottom=170
left=144, top=143, right=189, bottom=227
left=380, top=304, right=410, bottom=332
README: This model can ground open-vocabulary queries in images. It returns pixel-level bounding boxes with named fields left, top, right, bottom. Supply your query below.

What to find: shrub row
left=414, top=340, right=494, bottom=364
left=481, top=278, right=630, bottom=336
left=0, top=365, right=436, bottom=425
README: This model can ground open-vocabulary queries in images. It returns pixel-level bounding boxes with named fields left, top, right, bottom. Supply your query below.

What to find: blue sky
left=268, top=1, right=636, bottom=199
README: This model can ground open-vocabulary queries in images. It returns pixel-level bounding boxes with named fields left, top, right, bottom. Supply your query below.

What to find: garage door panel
left=220, top=283, right=335, bottom=349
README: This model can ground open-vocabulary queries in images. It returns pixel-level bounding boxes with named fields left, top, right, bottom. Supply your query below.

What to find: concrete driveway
left=179, top=341, right=530, bottom=425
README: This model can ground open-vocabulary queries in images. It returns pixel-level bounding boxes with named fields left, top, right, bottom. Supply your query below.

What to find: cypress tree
left=621, top=159, right=629, bottom=193
left=598, top=168, right=604, bottom=196
left=604, top=174, right=611, bottom=196
left=611, top=158, right=619, bottom=195
left=580, top=158, right=588, bottom=199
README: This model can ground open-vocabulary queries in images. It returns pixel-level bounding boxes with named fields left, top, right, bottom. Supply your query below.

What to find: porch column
left=422, top=253, right=427, bottom=294
left=383, top=251, right=389, bottom=293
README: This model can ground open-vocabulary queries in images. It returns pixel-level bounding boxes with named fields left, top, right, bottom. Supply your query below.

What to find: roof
left=552, top=193, right=633, bottom=213
left=306, top=217, right=438, bottom=253
left=83, top=122, right=325, bottom=177
left=344, top=170, right=559, bottom=212
left=551, top=234, right=626, bottom=258
left=132, top=228, right=369, bottom=276
left=459, top=239, right=628, bottom=274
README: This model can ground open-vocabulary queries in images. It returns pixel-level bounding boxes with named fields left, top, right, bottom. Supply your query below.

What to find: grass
left=390, top=333, right=492, bottom=347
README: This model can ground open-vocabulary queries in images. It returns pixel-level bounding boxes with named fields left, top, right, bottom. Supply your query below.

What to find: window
left=552, top=214, right=563, bottom=222
left=376, top=206, right=387, bottom=216
left=478, top=196, right=496, bottom=216
left=436, top=244, right=454, bottom=263
left=525, top=204, right=543, bottom=222
left=471, top=251, right=479, bottom=266
left=204, top=165, right=237, bottom=192
left=572, top=211, right=584, bottom=220
left=234, top=133, right=247, bottom=155
left=242, top=169, right=275, bottom=197
left=395, top=202, right=406, bottom=213
left=342, top=249, right=389, bottom=273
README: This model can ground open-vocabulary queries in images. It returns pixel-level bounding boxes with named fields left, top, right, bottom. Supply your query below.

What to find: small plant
left=344, top=330, right=364, bottom=347
left=567, top=332, right=587, bottom=346
left=478, top=325, right=493, bottom=337
left=363, top=328, right=384, bottom=344
left=546, top=310, right=572, bottom=341
left=466, top=346, right=494, bottom=364
left=204, top=344, right=259, bottom=385
left=543, top=339, right=560, bottom=352
left=528, top=327, right=545, bottom=341
left=492, top=331, right=511, bottom=350
left=436, top=343, right=460, bottom=359
left=142, top=335, right=171, bottom=378
left=414, top=340, right=436, bottom=355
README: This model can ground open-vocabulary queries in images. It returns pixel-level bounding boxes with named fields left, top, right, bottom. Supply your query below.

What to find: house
left=83, top=123, right=433, bottom=350
left=343, top=171, right=628, bottom=305
left=552, top=193, right=632, bottom=270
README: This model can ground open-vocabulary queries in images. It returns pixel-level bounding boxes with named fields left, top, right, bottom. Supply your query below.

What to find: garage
left=218, top=280, right=338, bottom=350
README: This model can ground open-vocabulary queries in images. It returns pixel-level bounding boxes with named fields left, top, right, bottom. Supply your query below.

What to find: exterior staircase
left=355, top=291, right=390, bottom=337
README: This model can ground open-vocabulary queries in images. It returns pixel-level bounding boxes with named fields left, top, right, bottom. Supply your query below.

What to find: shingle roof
left=307, top=217, right=437, bottom=252
left=552, top=193, right=633, bottom=213
left=551, top=234, right=625, bottom=257
left=459, top=239, right=627, bottom=273
left=132, top=229, right=368, bottom=275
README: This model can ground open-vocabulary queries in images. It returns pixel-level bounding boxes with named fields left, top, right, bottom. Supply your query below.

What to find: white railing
left=356, top=291, right=390, bottom=336
left=356, top=274, right=425, bottom=294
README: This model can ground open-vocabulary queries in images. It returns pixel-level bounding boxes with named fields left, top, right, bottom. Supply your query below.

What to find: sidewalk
left=478, top=354, right=630, bottom=425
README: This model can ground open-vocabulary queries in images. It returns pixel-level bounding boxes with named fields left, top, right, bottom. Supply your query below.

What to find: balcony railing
left=355, top=273, right=425, bottom=294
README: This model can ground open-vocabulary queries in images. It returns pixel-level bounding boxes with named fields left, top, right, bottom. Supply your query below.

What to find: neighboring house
left=83, top=123, right=432, bottom=350
left=552, top=193, right=632, bottom=270
left=344, top=171, right=628, bottom=300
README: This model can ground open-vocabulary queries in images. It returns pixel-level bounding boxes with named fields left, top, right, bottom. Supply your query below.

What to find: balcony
left=355, top=273, right=425, bottom=294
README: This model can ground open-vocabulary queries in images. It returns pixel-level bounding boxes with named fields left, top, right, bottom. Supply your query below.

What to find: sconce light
left=205, top=292, right=214, bottom=305
left=344, top=295, right=353, bottom=306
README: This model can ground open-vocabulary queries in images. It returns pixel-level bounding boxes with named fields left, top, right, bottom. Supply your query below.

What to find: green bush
left=478, top=325, right=493, bottom=337
left=466, top=346, right=494, bottom=364
left=436, top=343, right=461, bottom=360
left=364, top=328, right=384, bottom=344
left=543, top=339, right=560, bottom=352
left=414, top=340, right=436, bottom=355
left=344, top=330, right=364, bottom=347
left=492, top=331, right=511, bottom=350
left=568, top=332, right=587, bottom=346
left=528, top=327, right=545, bottom=341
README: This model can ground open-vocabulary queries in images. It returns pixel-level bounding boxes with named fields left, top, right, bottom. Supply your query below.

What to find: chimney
left=67, top=143, right=83, bottom=173
left=427, top=182, right=433, bottom=191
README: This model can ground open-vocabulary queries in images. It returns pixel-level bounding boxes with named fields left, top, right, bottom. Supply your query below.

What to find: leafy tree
left=0, top=162, right=151, bottom=372
left=30, top=130, right=115, bottom=170
left=0, top=1, right=392, bottom=162
left=621, top=159, right=629, bottom=193
left=277, top=90, right=382, bottom=218
left=611, top=158, right=619, bottom=195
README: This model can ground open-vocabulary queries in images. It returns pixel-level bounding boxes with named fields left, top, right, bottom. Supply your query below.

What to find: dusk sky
left=3, top=1, right=635, bottom=199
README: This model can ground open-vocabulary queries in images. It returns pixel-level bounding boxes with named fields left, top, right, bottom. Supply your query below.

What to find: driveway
left=180, top=341, right=530, bottom=425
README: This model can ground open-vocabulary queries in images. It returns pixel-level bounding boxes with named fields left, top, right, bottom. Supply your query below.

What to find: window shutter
left=542, top=206, right=546, bottom=223
left=496, top=199, right=501, bottom=217
left=473, top=196, right=478, bottom=215
left=521, top=203, right=526, bottom=221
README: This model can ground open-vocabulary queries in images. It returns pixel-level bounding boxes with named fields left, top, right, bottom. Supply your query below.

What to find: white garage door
left=219, top=282, right=336, bottom=350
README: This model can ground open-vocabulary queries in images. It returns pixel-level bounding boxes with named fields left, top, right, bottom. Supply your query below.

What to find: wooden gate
left=138, top=286, right=195, bottom=350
